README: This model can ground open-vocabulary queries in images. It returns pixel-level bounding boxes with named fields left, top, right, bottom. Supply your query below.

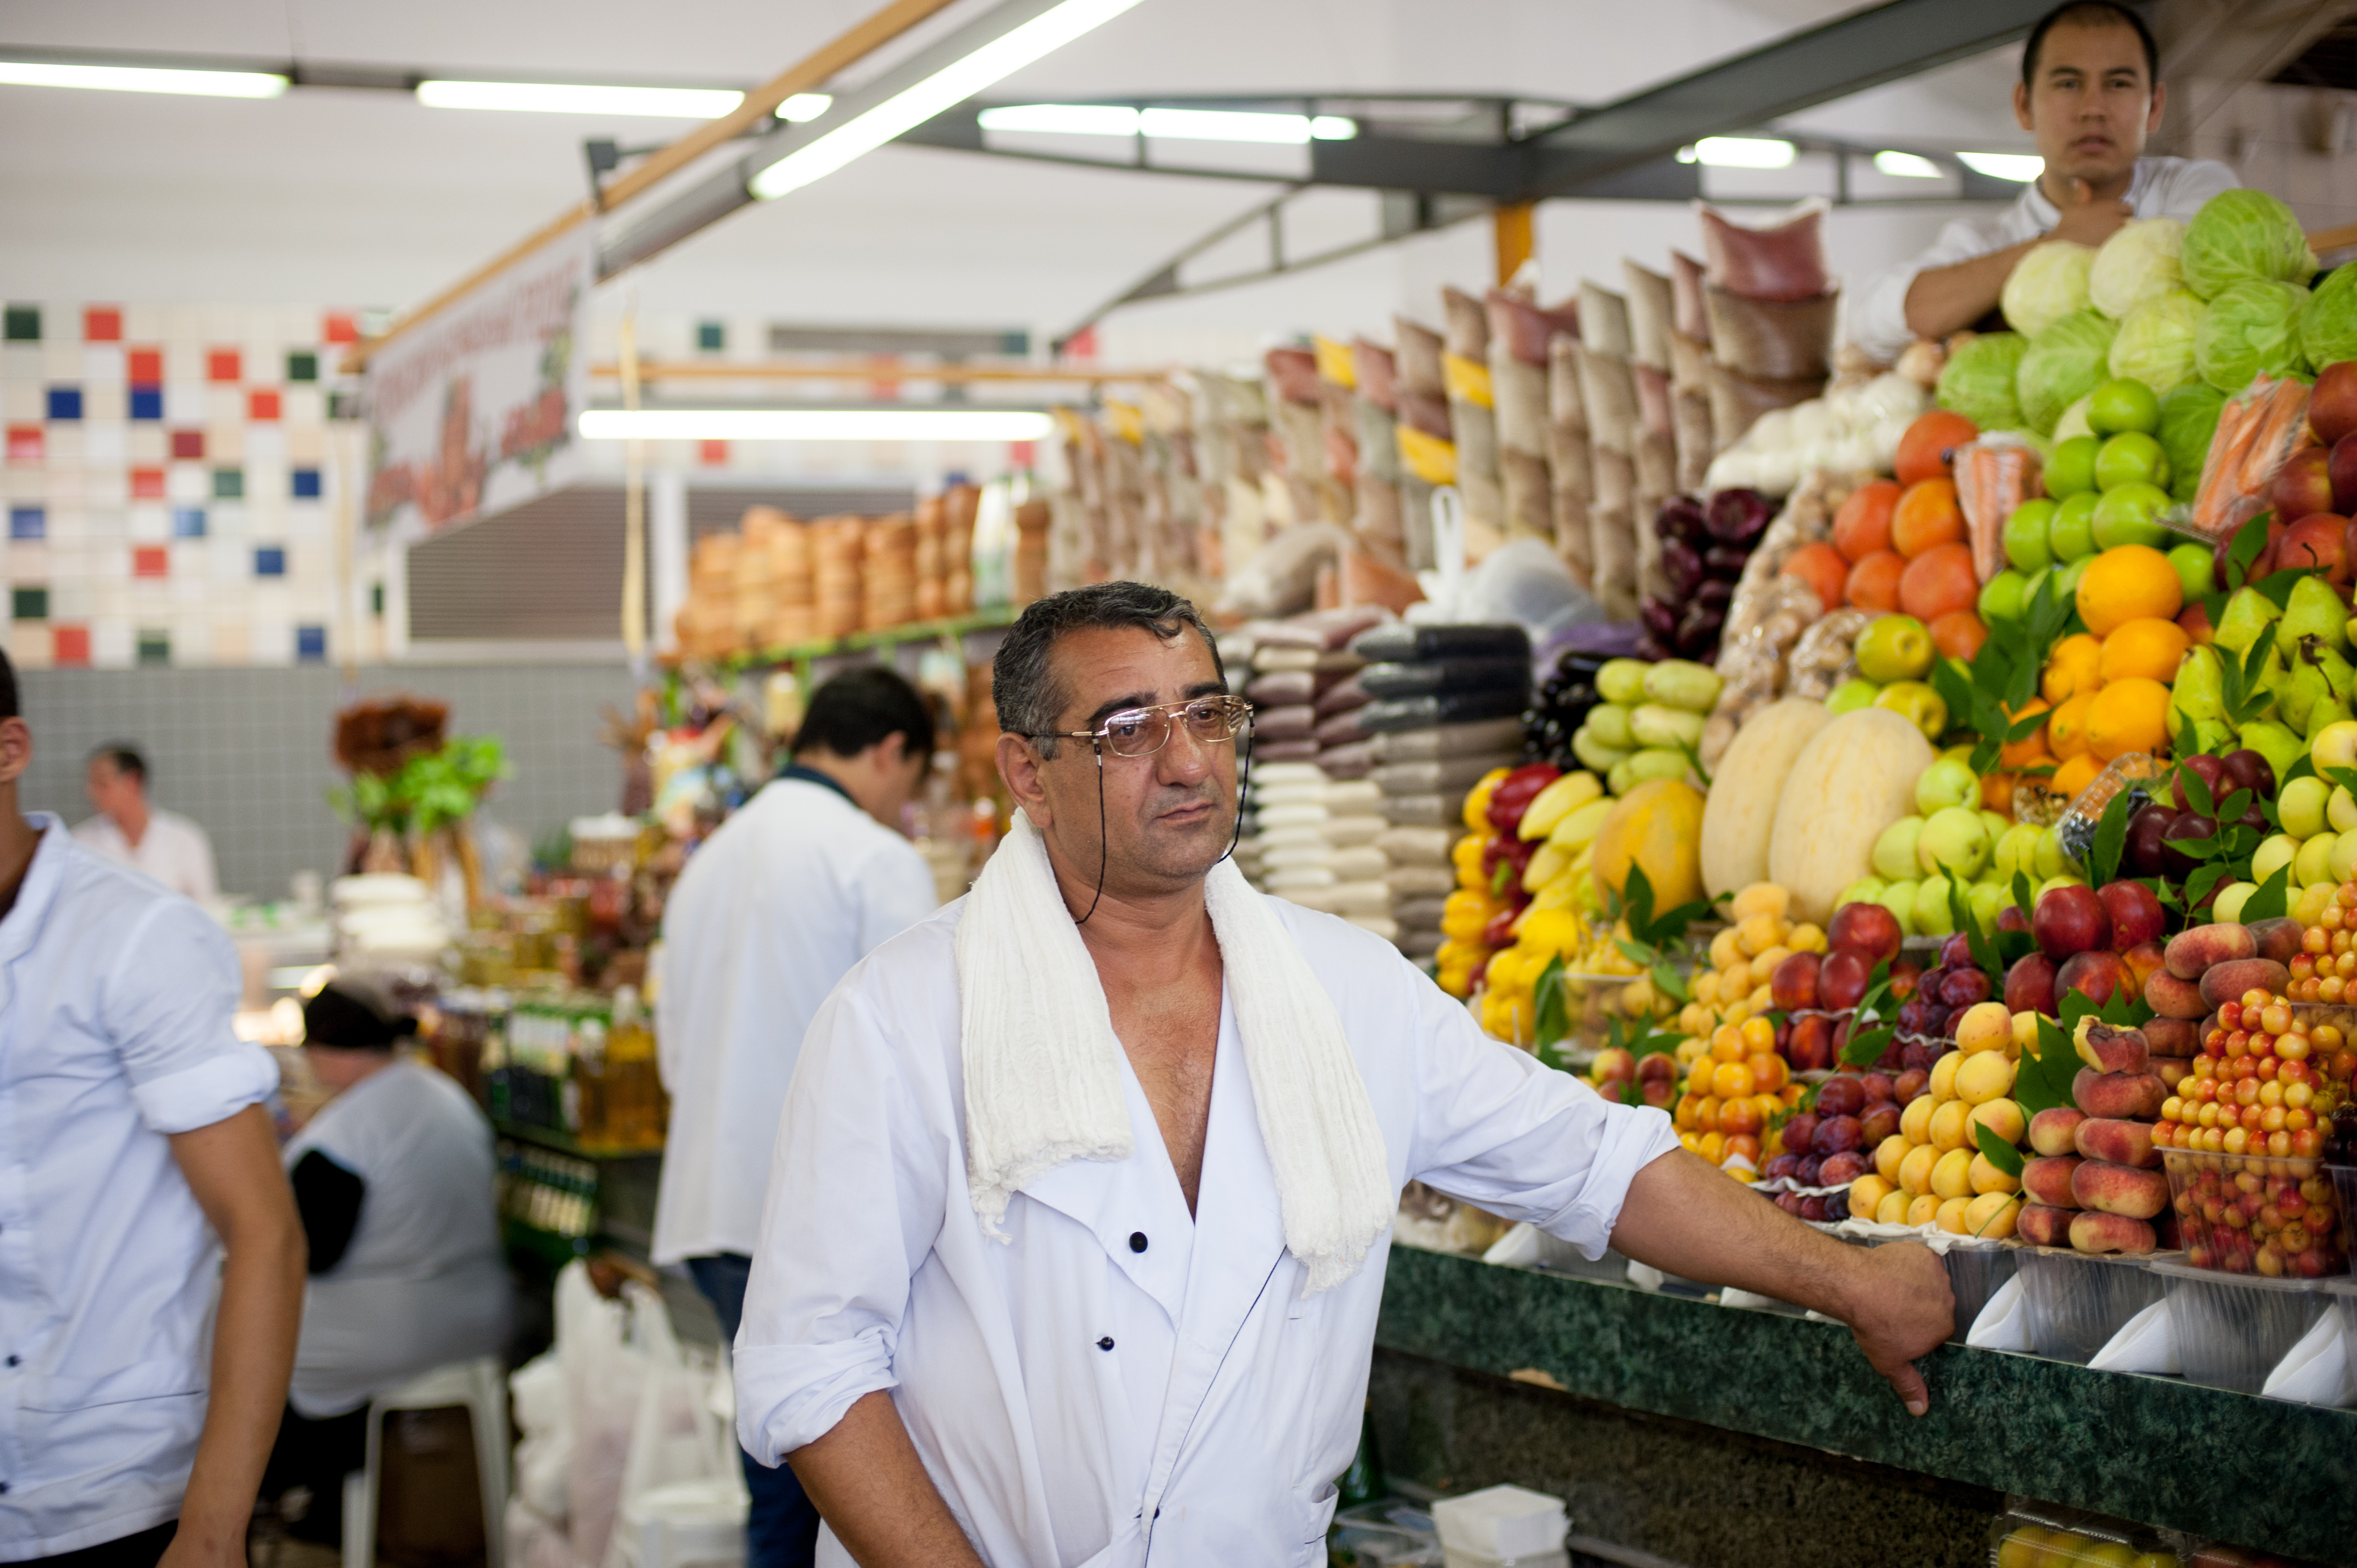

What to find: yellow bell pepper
left=1451, top=831, right=1489, bottom=889
left=1462, top=768, right=1512, bottom=833
left=1441, top=887, right=1500, bottom=941
left=1517, top=908, right=1582, bottom=957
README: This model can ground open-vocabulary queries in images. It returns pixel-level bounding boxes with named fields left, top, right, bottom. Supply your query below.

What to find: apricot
left=2197, top=957, right=2290, bottom=1010
left=1900, top=1095, right=1935, bottom=1145
left=2074, top=1117, right=2160, bottom=1170
left=1969, top=1152, right=2021, bottom=1195
left=1875, top=1190, right=1912, bottom=1225
left=1899, top=542, right=1980, bottom=622
left=1955, top=1001, right=2012, bottom=1053
left=1875, top=1133, right=1909, bottom=1185
left=1929, top=1098, right=1973, bottom=1153
left=2028, top=1105, right=2087, bottom=1157
left=1969, top=1097, right=2026, bottom=1146
left=2016, top=1202, right=2074, bottom=1247
left=1905, top=1193, right=1942, bottom=1227
left=1897, top=1142, right=1939, bottom=1197
left=2164, top=922, right=2255, bottom=980
left=1935, top=1195, right=1974, bottom=1234
left=2143, top=969, right=2209, bottom=1019
left=1929, top=1051, right=1963, bottom=1103
left=2071, top=1159, right=2170, bottom=1219
left=2075, top=1022, right=2150, bottom=1076
left=2068, top=1210, right=2157, bottom=1255
left=2074, top=1067, right=2168, bottom=1120
left=1964, top=1190, right=2021, bottom=1239
left=1955, top=1050, right=2016, bottom=1106
left=1930, top=1147, right=1976, bottom=1200
left=2022, top=1155, right=2084, bottom=1209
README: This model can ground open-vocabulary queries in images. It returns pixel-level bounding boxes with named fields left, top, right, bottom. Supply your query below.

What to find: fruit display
left=1854, top=990, right=2028, bottom=1237
left=1637, top=490, right=1774, bottom=662
left=1563, top=655, right=1724, bottom=795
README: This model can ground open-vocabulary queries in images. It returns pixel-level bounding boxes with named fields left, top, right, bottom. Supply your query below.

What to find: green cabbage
left=2107, top=288, right=2201, bottom=394
left=2182, top=189, right=2318, bottom=300
left=2089, top=218, right=2187, bottom=317
left=1935, top=331, right=2028, bottom=430
left=2016, top=308, right=2120, bottom=434
left=2300, top=264, right=2357, bottom=371
left=2158, top=382, right=2227, bottom=504
left=2001, top=240, right=2096, bottom=336
left=2195, top=279, right=2312, bottom=391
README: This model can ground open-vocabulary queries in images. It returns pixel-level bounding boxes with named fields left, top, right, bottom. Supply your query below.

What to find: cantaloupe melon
left=1697, top=699, right=1834, bottom=898
left=1766, top=708, right=1935, bottom=924
left=1591, top=777, right=1706, bottom=913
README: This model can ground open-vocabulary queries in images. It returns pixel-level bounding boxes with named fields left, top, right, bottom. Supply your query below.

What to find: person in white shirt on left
left=0, top=655, right=306, bottom=1568
left=73, top=744, right=220, bottom=904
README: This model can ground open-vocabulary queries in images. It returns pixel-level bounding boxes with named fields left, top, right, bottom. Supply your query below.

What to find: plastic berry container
left=1988, top=1498, right=2181, bottom=1568
left=2147, top=1258, right=2334, bottom=1394
left=2160, top=1147, right=2350, bottom=1278
left=2016, top=1247, right=2167, bottom=1365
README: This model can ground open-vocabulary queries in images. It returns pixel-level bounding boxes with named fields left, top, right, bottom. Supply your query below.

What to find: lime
left=1979, top=568, right=2030, bottom=623
left=2055, top=554, right=2093, bottom=603
left=2018, top=563, right=2055, bottom=613
left=2046, top=435, right=2101, bottom=499
left=2167, top=540, right=2215, bottom=600
left=2004, top=498, right=2057, bottom=571
left=2091, top=481, right=2174, bottom=549
left=2087, top=377, right=2163, bottom=437
left=1825, top=678, right=1882, bottom=715
left=2048, top=490, right=2100, bottom=560
left=2095, top=430, right=2170, bottom=492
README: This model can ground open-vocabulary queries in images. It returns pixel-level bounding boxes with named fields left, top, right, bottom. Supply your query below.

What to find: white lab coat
left=735, top=894, right=1678, bottom=1568
left=70, top=808, right=219, bottom=904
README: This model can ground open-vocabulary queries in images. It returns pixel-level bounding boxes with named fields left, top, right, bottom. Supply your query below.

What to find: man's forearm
left=1609, top=1147, right=1866, bottom=1316
left=1902, top=239, right=2036, bottom=342
left=787, top=1390, right=983, bottom=1568
left=177, top=1215, right=306, bottom=1548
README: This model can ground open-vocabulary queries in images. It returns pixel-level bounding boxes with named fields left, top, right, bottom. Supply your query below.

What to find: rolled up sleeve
left=1406, top=979, right=1680, bottom=1260
left=106, top=898, right=278, bottom=1134
left=1845, top=213, right=2017, bottom=365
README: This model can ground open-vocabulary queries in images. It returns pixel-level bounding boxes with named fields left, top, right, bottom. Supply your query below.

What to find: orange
left=1929, top=609, right=1988, bottom=660
left=1780, top=542, right=1849, bottom=614
left=2050, top=752, right=2104, bottom=800
left=1999, top=697, right=2051, bottom=768
left=2047, top=691, right=2099, bottom=761
left=1891, top=478, right=1966, bottom=558
left=1898, top=541, right=1979, bottom=621
left=1894, top=409, right=1980, bottom=487
left=2076, top=544, right=2184, bottom=638
left=2041, top=633, right=2104, bottom=705
left=2098, top=617, right=2193, bottom=684
left=1981, top=772, right=2017, bottom=815
left=1845, top=550, right=1905, bottom=612
left=2086, top=676, right=2172, bottom=762
left=1832, top=480, right=1902, bottom=562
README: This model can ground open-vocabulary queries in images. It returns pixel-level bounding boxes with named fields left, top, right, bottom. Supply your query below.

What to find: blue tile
left=45, top=387, right=82, bottom=421
left=129, top=387, right=163, bottom=421
left=253, top=545, right=286, bottom=578
left=295, top=625, right=327, bottom=660
left=9, top=507, right=43, bottom=540
left=172, top=507, right=206, bottom=538
left=291, top=467, right=322, bottom=499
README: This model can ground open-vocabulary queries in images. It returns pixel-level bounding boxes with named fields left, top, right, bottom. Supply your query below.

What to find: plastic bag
left=603, top=1281, right=740, bottom=1568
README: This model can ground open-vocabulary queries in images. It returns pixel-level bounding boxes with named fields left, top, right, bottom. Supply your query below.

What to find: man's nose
left=1155, top=723, right=1219, bottom=782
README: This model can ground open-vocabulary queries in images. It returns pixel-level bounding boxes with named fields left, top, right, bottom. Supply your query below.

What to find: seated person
left=259, top=981, right=511, bottom=1544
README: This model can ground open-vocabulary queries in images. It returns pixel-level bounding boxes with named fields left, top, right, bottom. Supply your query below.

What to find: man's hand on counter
left=1832, top=1241, right=1955, bottom=1418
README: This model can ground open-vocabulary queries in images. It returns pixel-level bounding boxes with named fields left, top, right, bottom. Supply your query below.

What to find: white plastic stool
left=341, top=1356, right=510, bottom=1568
left=617, top=1478, right=747, bottom=1568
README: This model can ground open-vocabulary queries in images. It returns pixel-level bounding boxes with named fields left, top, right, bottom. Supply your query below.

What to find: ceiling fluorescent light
left=979, top=103, right=1359, bottom=143
left=1308, top=115, right=1356, bottom=140
left=750, top=0, right=1146, bottom=202
left=979, top=102, right=1139, bottom=135
left=1959, top=151, right=2043, bottom=182
left=0, top=60, right=287, bottom=98
left=1675, top=136, right=1794, bottom=169
left=579, top=409, right=1056, bottom=442
left=1140, top=107, right=1315, bottom=143
left=417, top=80, right=744, bottom=117
left=778, top=92, right=833, bottom=122
left=1872, top=149, right=1943, bottom=179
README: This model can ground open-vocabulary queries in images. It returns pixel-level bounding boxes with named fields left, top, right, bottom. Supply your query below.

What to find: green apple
left=1917, top=805, right=1992, bottom=880
left=1992, top=822, right=2045, bottom=881
left=1872, top=815, right=1927, bottom=880
left=2296, top=831, right=2339, bottom=886
left=2313, top=719, right=2357, bottom=774
left=1979, top=808, right=2011, bottom=844
left=1825, top=677, right=1881, bottom=715
left=1878, top=879, right=1920, bottom=935
left=2046, top=435, right=2101, bottom=499
left=2252, top=833, right=2301, bottom=884
left=2004, top=499, right=2057, bottom=571
left=2091, top=480, right=2174, bottom=550
left=2334, top=784, right=2357, bottom=833
left=1874, top=680, right=1949, bottom=740
left=2037, top=872, right=2088, bottom=898
left=1854, top=614, right=1934, bottom=683
left=1967, top=880, right=2009, bottom=934
left=2048, top=490, right=2100, bottom=560
left=2094, top=430, right=2170, bottom=492
left=2017, top=565, right=2056, bottom=615
left=2330, top=830, right=2357, bottom=885
left=1979, top=568, right=2030, bottom=623
left=2279, top=774, right=2332, bottom=838
left=2087, top=377, right=2163, bottom=438
left=2033, top=826, right=2068, bottom=881
left=1839, top=876, right=1889, bottom=910
left=2167, top=541, right=2214, bottom=600
left=1912, top=875, right=1958, bottom=936
left=2213, top=881, right=2258, bottom=924
left=1915, top=757, right=1979, bottom=813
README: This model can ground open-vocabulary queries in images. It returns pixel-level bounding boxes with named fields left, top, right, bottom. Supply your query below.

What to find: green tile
left=11, top=586, right=47, bottom=621
left=135, top=628, right=170, bottom=666
left=3, top=304, right=38, bottom=342
left=370, top=582, right=385, bottom=617
left=696, top=320, right=725, bottom=352
left=212, top=467, right=245, bottom=499
left=286, top=349, right=319, bottom=383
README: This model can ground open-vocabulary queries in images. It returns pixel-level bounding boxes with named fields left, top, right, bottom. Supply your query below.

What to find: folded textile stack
left=1345, top=621, right=1532, bottom=958
left=1440, top=286, right=1504, bottom=556
left=1392, top=315, right=1453, bottom=573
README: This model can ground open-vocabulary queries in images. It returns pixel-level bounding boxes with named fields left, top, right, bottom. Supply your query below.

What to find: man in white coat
left=734, top=584, right=1951, bottom=1568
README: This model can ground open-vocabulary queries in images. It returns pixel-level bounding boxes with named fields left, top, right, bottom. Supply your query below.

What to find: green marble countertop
left=1376, top=1245, right=2357, bottom=1563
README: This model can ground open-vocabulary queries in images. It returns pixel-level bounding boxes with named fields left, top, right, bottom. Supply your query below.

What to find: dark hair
left=2022, top=1, right=2159, bottom=90
left=303, top=981, right=418, bottom=1052
left=0, top=648, right=14, bottom=722
left=992, top=582, right=1225, bottom=758
left=793, top=665, right=936, bottom=763
left=90, top=742, right=147, bottom=783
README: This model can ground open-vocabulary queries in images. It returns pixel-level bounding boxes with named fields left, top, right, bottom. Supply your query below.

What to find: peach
left=2016, top=1202, right=2074, bottom=1247
left=2074, top=1068, right=2168, bottom=1119
left=2197, top=957, right=2290, bottom=1010
left=2142, top=969, right=2209, bottom=1019
left=2072, top=1117, right=2160, bottom=1169
left=1964, top=1190, right=2020, bottom=1239
left=2071, top=1159, right=2171, bottom=1219
left=2068, top=1210, right=2157, bottom=1255
left=2023, top=1155, right=2084, bottom=1209
left=2028, top=1105, right=2088, bottom=1157
left=2142, top=1016, right=2200, bottom=1057
left=2165, top=922, right=2254, bottom=980
left=2146, top=1055, right=2193, bottom=1090
left=2246, top=915, right=2305, bottom=964
left=2074, top=1022, right=2149, bottom=1075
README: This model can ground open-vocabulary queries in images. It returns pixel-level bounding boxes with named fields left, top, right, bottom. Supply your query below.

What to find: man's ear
left=996, top=731, right=1050, bottom=829
left=2013, top=78, right=2033, bottom=133
left=2146, top=80, right=2166, bottom=135
left=0, top=718, right=32, bottom=788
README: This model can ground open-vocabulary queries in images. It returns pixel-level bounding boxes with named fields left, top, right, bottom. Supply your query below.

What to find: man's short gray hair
left=992, top=582, right=1225, bottom=758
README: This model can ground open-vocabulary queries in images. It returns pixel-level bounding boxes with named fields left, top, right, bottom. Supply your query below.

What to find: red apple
left=2275, top=511, right=2350, bottom=583
left=2312, top=360, right=2357, bottom=448
left=2177, top=600, right=2216, bottom=646
left=2033, top=883, right=2112, bottom=960
left=1997, top=904, right=2031, bottom=934
left=2005, top=951, right=2059, bottom=1015
left=2056, top=948, right=2132, bottom=1007
left=1818, top=950, right=1872, bottom=1011
left=1769, top=951, right=1822, bottom=1011
left=2272, top=448, right=2338, bottom=527
left=2097, top=880, right=2167, bottom=952
left=1827, top=901, right=1903, bottom=964
left=1593, top=1047, right=1636, bottom=1083
left=2171, top=752, right=2229, bottom=812
left=2332, top=432, right=2357, bottom=514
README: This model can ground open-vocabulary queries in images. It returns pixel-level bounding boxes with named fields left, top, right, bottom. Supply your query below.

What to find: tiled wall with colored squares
left=2, top=300, right=358, bottom=670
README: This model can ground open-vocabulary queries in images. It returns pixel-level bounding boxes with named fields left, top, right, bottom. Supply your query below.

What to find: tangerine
left=2087, top=676, right=2172, bottom=762
left=1929, top=609, right=1988, bottom=660
left=1832, top=479, right=1903, bottom=562
left=2050, top=752, right=2104, bottom=800
left=1999, top=698, right=2051, bottom=769
left=1780, top=542, right=1850, bottom=614
left=1894, top=409, right=1980, bottom=487
left=2097, top=616, right=2192, bottom=684
left=1891, top=478, right=1967, bottom=558
left=2041, top=633, right=2104, bottom=704
left=2076, top=543, right=2183, bottom=638
left=1898, top=541, right=1979, bottom=621
left=1981, top=772, right=2017, bottom=814
left=1845, top=549, right=1906, bottom=612
left=2047, top=691, right=2099, bottom=760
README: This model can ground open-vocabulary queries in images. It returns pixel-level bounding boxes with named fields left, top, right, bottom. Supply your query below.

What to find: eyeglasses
left=1032, top=695, right=1253, bottom=758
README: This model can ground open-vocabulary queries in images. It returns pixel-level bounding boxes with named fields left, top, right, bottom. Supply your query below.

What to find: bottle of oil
left=603, top=986, right=666, bottom=1150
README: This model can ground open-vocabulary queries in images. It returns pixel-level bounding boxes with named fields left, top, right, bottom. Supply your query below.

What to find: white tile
left=162, top=306, right=205, bottom=345
left=128, top=505, right=169, bottom=542
left=164, top=382, right=206, bottom=423
left=91, top=618, right=135, bottom=668
left=5, top=471, right=44, bottom=501
left=248, top=617, right=293, bottom=666
left=82, top=423, right=126, bottom=462
left=283, top=387, right=325, bottom=426
left=42, top=469, right=83, bottom=504
left=206, top=387, right=243, bottom=424
left=84, top=386, right=124, bottom=422
left=287, top=506, right=327, bottom=542
left=121, top=304, right=164, bottom=341
left=212, top=540, right=248, bottom=581
left=170, top=617, right=213, bottom=665
left=44, top=507, right=83, bottom=541
left=91, top=579, right=130, bottom=618
left=50, top=579, right=93, bottom=619
left=210, top=619, right=249, bottom=664
left=286, top=424, right=325, bottom=462
left=127, top=427, right=165, bottom=463
left=82, top=346, right=124, bottom=384
left=10, top=542, right=46, bottom=580
left=42, top=341, right=81, bottom=379
left=245, top=426, right=285, bottom=465
left=208, top=424, right=244, bottom=461
left=79, top=509, right=126, bottom=542
left=166, top=465, right=207, bottom=504
left=3, top=384, right=40, bottom=420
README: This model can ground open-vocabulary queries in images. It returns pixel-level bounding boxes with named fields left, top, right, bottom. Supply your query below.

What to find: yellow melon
left=1591, top=777, right=1707, bottom=912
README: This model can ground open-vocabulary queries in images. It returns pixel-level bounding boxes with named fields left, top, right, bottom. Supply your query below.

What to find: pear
left=2172, top=644, right=2225, bottom=722
left=2280, top=662, right=2329, bottom=735
left=2215, top=586, right=2284, bottom=656
left=2308, top=637, right=2357, bottom=703
left=2277, top=574, right=2350, bottom=659
left=2238, top=720, right=2307, bottom=783
left=2308, top=689, right=2355, bottom=742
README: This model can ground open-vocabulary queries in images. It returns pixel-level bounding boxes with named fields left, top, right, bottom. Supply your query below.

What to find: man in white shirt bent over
left=73, top=744, right=220, bottom=905
left=1846, top=1, right=2237, bottom=363
left=735, top=584, right=1954, bottom=1568
left=653, top=666, right=938, bottom=1568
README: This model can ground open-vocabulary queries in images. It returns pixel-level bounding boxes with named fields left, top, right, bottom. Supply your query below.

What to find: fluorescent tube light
left=778, top=92, right=833, bottom=122
left=1959, top=151, right=2043, bottom=182
left=1674, top=136, right=1795, bottom=169
left=1872, top=149, right=1943, bottom=179
left=750, top=0, right=1146, bottom=202
left=978, top=103, right=1357, bottom=142
left=0, top=60, right=287, bottom=97
left=579, top=409, right=1056, bottom=442
left=979, top=102, right=1139, bottom=135
left=1140, top=107, right=1315, bottom=143
left=1308, top=115, right=1356, bottom=140
left=418, top=80, right=745, bottom=117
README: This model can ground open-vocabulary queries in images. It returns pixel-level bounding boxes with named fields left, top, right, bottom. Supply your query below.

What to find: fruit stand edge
left=1375, top=1244, right=2357, bottom=1562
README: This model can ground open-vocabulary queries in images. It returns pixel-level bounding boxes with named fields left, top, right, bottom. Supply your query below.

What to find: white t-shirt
left=650, top=773, right=937, bottom=1264
left=70, top=808, right=220, bottom=904
left=734, top=895, right=1680, bottom=1568
left=0, top=817, right=280, bottom=1558
left=1846, top=156, right=2241, bottom=363
left=282, top=1060, right=511, bottom=1418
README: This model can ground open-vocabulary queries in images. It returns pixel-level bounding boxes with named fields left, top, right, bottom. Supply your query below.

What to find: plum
left=2219, top=747, right=2275, bottom=803
left=2005, top=952, right=2058, bottom=1015
left=2121, top=802, right=2177, bottom=881
left=1938, top=933, right=1978, bottom=970
left=1780, top=1111, right=1821, bottom=1155
left=1795, top=1154, right=1826, bottom=1185
left=1799, top=1195, right=1829, bottom=1222
left=1828, top=901, right=1903, bottom=964
left=1892, top=1067, right=1930, bottom=1103
left=1812, top=1114, right=1864, bottom=1154
left=1859, top=1072, right=1896, bottom=1104
left=1819, top=950, right=1872, bottom=1011
left=1938, top=967, right=1993, bottom=1007
left=1770, top=952, right=1822, bottom=1011
left=1858, top=1102, right=1902, bottom=1145
left=1818, top=1151, right=1872, bottom=1186
left=1996, top=904, right=2030, bottom=935
left=1776, top=1191, right=1807, bottom=1216
left=1899, top=1042, right=1938, bottom=1076
left=1814, top=1076, right=1867, bottom=1118
left=2162, top=813, right=2216, bottom=880
left=2171, top=752, right=2229, bottom=812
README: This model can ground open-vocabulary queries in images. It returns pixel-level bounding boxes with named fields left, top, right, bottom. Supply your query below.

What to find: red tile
left=6, top=425, right=40, bottom=462
left=170, top=430, right=205, bottom=461
left=206, top=349, right=242, bottom=383
left=127, top=347, right=163, bottom=383
left=132, top=545, right=168, bottom=579
left=131, top=466, right=166, bottom=499
left=84, top=307, right=122, bottom=342
left=248, top=388, right=281, bottom=421
left=699, top=440, right=729, bottom=466
left=323, top=312, right=357, bottom=345
left=52, top=625, right=90, bottom=666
